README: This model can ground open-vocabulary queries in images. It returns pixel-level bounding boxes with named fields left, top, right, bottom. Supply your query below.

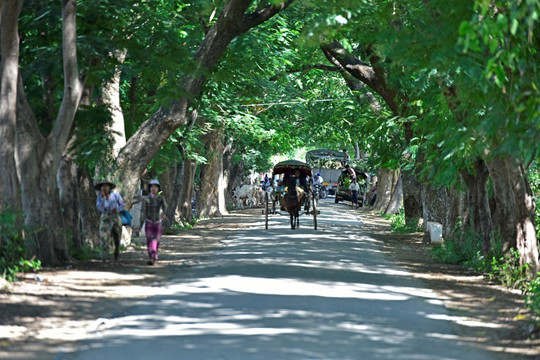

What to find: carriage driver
left=294, top=169, right=309, bottom=191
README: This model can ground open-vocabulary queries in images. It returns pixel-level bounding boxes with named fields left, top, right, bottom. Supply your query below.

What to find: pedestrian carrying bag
left=119, top=209, right=133, bottom=226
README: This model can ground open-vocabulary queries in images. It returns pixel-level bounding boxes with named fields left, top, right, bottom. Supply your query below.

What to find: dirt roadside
left=0, top=207, right=539, bottom=359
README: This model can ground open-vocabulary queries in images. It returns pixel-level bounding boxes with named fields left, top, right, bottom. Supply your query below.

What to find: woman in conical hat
left=95, top=179, right=124, bottom=262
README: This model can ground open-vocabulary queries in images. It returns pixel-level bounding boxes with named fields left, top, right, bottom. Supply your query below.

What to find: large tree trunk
left=506, top=158, right=539, bottom=274
left=0, top=0, right=23, bottom=213
left=401, top=169, right=423, bottom=225
left=101, top=48, right=127, bottom=156
left=485, top=157, right=516, bottom=254
left=460, top=158, right=492, bottom=254
left=222, top=139, right=237, bottom=209
left=57, top=148, right=82, bottom=250
left=165, top=160, right=184, bottom=228
left=421, top=184, right=452, bottom=238
left=163, top=166, right=177, bottom=205
left=56, top=87, right=94, bottom=252
left=16, top=0, right=84, bottom=264
left=197, top=129, right=226, bottom=218
left=227, top=151, right=244, bottom=191
left=448, top=183, right=466, bottom=236
left=373, top=168, right=398, bottom=212
left=178, top=159, right=197, bottom=224
left=114, top=0, right=295, bottom=208
left=486, top=156, right=539, bottom=272
left=78, top=167, right=100, bottom=248
left=384, top=174, right=403, bottom=214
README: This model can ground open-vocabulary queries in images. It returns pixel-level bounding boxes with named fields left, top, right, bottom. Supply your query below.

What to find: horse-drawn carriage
left=263, top=160, right=318, bottom=230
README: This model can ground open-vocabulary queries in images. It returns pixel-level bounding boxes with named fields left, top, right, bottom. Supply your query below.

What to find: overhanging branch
left=270, top=64, right=340, bottom=81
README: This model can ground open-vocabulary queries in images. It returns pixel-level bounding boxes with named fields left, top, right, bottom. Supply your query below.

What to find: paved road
left=57, top=199, right=497, bottom=360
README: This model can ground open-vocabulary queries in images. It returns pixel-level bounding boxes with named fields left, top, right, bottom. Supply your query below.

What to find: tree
left=12, top=0, right=85, bottom=264
left=0, top=0, right=23, bottom=214
left=114, top=0, right=296, bottom=209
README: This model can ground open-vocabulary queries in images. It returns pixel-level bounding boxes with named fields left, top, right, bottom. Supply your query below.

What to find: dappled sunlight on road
left=163, top=275, right=416, bottom=300
left=62, top=199, right=498, bottom=360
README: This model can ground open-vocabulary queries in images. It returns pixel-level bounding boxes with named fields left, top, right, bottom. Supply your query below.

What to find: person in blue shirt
left=95, top=180, right=124, bottom=262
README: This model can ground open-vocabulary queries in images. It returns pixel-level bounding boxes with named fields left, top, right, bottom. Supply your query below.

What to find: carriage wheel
left=312, top=193, right=318, bottom=230
left=265, top=192, right=269, bottom=229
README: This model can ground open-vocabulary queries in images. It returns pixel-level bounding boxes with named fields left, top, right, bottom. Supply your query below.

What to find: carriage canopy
left=272, top=160, right=312, bottom=178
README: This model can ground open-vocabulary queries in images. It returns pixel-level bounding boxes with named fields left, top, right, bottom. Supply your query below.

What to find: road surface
left=56, top=199, right=498, bottom=360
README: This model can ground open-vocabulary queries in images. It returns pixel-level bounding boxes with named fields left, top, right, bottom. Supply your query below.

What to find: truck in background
left=305, top=149, right=345, bottom=195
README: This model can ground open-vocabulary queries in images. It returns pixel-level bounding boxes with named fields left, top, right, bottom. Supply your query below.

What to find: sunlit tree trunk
left=16, top=0, right=84, bottom=264
left=197, top=129, right=226, bottom=218
left=101, top=48, right=127, bottom=157
left=507, top=158, right=539, bottom=274
left=486, top=156, right=539, bottom=273
left=384, top=174, right=403, bottom=214
left=373, top=168, right=397, bottom=212
left=0, top=0, right=23, bottom=213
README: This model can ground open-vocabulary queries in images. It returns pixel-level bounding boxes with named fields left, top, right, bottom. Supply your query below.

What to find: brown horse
left=281, top=177, right=304, bottom=229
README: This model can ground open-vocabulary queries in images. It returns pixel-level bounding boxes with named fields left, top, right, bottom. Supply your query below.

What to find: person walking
left=141, top=179, right=167, bottom=265
left=348, top=177, right=360, bottom=208
left=95, top=180, right=125, bottom=262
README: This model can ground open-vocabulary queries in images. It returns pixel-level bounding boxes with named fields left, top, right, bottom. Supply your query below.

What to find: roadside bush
left=488, top=248, right=531, bottom=290
left=385, top=209, right=423, bottom=234
left=430, top=221, right=540, bottom=321
left=69, top=243, right=100, bottom=261
left=0, top=208, right=41, bottom=281
left=525, top=275, right=540, bottom=325
left=430, top=220, right=495, bottom=272
left=431, top=232, right=484, bottom=268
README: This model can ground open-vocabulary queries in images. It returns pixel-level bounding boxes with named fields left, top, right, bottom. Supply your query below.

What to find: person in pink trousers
left=141, top=179, right=167, bottom=265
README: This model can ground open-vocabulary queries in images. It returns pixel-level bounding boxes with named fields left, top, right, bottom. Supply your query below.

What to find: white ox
left=233, top=184, right=265, bottom=208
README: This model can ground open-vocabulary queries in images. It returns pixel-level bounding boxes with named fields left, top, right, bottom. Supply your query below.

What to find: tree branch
left=51, top=0, right=84, bottom=158
left=321, top=40, right=399, bottom=115
left=240, top=0, right=296, bottom=33
left=269, top=64, right=340, bottom=81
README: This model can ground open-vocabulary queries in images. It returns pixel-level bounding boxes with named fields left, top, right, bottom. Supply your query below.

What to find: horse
left=281, top=177, right=304, bottom=229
